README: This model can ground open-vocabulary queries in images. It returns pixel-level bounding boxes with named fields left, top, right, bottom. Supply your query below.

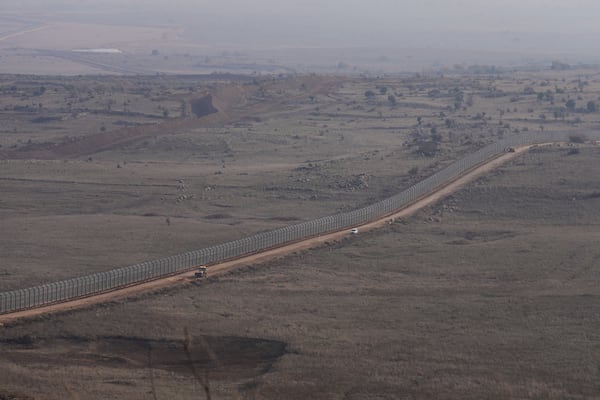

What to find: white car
left=350, top=228, right=359, bottom=234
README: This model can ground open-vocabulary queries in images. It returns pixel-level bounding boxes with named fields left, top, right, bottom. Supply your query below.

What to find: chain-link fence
left=1, top=131, right=596, bottom=314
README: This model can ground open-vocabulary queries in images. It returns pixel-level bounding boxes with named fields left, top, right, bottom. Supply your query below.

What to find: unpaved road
left=0, top=24, right=49, bottom=42
left=0, top=145, right=533, bottom=324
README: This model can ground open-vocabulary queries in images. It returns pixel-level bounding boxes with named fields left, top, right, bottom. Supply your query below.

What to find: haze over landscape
left=3, top=0, right=600, bottom=74
left=4, top=1, right=600, bottom=399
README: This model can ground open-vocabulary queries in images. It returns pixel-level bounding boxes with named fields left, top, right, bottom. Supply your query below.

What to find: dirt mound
left=0, top=334, right=286, bottom=380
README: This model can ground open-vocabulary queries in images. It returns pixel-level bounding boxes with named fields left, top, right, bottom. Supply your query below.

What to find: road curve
left=0, top=144, right=535, bottom=324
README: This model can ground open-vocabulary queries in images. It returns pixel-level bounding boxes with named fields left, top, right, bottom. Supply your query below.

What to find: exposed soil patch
left=0, top=334, right=286, bottom=381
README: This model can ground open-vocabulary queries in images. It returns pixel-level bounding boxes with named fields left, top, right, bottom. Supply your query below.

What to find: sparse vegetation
left=3, top=70, right=600, bottom=399
left=586, top=100, right=597, bottom=113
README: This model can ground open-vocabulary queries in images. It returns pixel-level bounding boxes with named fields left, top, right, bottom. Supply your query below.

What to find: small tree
left=587, top=101, right=597, bottom=113
left=431, top=127, right=442, bottom=142
left=566, top=99, right=576, bottom=111
left=466, top=94, right=474, bottom=107
left=418, top=141, right=439, bottom=157
left=569, top=134, right=586, bottom=143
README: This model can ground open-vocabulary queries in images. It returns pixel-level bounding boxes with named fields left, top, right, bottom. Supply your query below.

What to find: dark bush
left=568, top=134, right=586, bottom=143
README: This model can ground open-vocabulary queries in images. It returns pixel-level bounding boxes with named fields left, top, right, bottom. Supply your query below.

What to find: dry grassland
left=1, top=71, right=600, bottom=398
left=1, top=142, right=599, bottom=399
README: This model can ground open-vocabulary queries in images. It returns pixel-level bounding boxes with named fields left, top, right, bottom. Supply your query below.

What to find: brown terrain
left=1, top=69, right=600, bottom=399
left=0, top=145, right=530, bottom=325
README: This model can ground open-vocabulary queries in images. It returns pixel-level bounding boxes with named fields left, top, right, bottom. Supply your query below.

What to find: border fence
left=1, top=131, right=597, bottom=314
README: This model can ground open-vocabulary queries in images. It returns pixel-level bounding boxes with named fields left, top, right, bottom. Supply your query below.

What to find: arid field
left=1, top=70, right=600, bottom=399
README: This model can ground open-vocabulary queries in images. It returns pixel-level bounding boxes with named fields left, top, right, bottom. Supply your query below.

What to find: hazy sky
left=44, top=0, right=598, bottom=32
left=6, top=0, right=600, bottom=54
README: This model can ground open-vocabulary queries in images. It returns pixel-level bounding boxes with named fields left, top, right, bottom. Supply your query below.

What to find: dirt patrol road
left=0, top=144, right=534, bottom=325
